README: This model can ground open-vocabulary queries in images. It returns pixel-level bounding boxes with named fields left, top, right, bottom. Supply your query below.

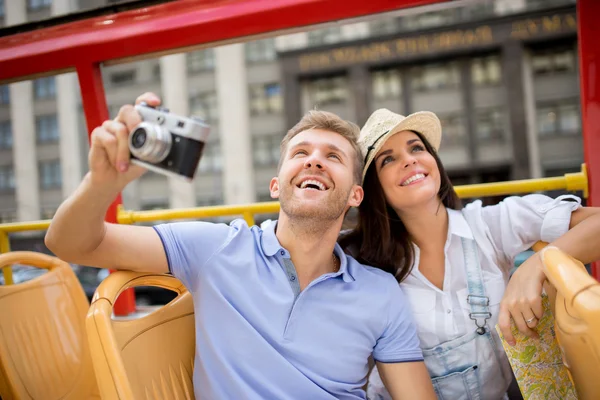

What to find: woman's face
left=374, top=130, right=441, bottom=213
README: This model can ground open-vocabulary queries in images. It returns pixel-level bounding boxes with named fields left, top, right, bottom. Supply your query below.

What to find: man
left=45, top=92, right=435, bottom=399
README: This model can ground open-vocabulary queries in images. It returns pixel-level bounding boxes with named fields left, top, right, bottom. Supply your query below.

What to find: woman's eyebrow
left=375, top=149, right=393, bottom=163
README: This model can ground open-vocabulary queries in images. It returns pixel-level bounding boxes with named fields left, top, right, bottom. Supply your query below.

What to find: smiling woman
left=339, top=107, right=600, bottom=400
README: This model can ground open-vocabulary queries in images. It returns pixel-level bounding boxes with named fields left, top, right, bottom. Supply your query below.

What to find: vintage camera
left=128, top=102, right=210, bottom=181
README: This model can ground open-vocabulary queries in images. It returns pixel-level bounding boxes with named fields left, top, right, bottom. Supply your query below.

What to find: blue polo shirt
left=153, top=219, right=422, bottom=400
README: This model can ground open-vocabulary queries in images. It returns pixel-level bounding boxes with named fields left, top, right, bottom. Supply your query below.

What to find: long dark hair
left=339, top=131, right=461, bottom=282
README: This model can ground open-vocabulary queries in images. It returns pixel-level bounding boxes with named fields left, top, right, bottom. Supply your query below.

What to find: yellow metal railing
left=0, top=164, right=589, bottom=285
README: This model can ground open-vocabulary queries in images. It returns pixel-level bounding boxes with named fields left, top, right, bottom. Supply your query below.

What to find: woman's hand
left=497, top=253, right=546, bottom=346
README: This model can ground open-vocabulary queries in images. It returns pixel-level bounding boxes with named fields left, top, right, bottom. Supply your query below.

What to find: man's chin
left=282, top=201, right=342, bottom=221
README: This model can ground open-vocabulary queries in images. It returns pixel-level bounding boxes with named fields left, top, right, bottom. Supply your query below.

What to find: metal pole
left=576, top=0, right=600, bottom=280
left=76, top=62, right=136, bottom=315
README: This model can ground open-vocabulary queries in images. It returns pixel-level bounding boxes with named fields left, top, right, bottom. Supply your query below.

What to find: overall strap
left=461, top=237, right=491, bottom=335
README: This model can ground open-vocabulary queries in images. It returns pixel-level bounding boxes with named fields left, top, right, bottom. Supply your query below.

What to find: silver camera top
left=128, top=102, right=210, bottom=164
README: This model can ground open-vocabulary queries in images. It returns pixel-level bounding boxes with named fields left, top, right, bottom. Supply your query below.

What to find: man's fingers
left=112, top=122, right=131, bottom=172
left=498, top=306, right=515, bottom=346
left=101, top=120, right=130, bottom=172
left=116, top=104, right=141, bottom=133
left=135, top=92, right=161, bottom=106
left=94, top=123, right=118, bottom=167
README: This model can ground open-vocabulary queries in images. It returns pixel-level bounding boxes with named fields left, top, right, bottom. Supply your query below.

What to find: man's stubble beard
left=279, top=183, right=351, bottom=234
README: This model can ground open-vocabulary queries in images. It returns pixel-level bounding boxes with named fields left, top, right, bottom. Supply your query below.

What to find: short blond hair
left=278, top=110, right=363, bottom=184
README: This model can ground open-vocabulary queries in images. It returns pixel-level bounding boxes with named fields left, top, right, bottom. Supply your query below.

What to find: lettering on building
left=299, top=26, right=493, bottom=72
left=297, top=12, right=577, bottom=72
left=510, top=13, right=577, bottom=39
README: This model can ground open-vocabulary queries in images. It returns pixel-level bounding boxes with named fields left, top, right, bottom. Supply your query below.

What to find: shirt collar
left=447, top=208, right=473, bottom=239
left=260, top=220, right=355, bottom=282
left=260, top=219, right=281, bottom=256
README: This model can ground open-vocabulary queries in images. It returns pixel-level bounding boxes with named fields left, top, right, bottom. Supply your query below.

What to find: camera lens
left=128, top=122, right=172, bottom=163
left=131, top=128, right=147, bottom=149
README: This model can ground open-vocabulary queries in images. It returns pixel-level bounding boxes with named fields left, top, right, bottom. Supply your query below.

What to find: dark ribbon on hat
left=364, top=129, right=390, bottom=163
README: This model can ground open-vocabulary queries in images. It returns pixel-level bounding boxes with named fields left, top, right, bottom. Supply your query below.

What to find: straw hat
left=358, top=109, right=442, bottom=182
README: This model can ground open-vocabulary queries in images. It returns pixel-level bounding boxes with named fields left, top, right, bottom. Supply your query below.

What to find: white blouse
left=400, top=194, right=582, bottom=349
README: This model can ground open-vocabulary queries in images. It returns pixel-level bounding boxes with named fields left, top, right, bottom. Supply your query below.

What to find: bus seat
left=86, top=271, right=196, bottom=399
left=540, top=246, right=600, bottom=400
left=0, top=251, right=100, bottom=399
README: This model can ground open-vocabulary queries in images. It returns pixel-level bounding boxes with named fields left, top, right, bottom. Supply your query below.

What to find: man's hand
left=45, top=92, right=169, bottom=274
left=498, top=253, right=546, bottom=346
left=88, top=92, right=162, bottom=189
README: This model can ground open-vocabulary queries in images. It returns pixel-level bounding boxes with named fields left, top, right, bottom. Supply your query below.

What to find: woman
left=340, top=108, right=600, bottom=399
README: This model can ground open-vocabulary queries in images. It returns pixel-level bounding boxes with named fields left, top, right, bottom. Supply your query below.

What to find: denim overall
left=367, top=237, right=509, bottom=400
left=421, top=237, right=509, bottom=400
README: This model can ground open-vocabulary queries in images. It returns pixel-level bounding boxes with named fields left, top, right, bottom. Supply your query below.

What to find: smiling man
left=45, top=93, right=435, bottom=400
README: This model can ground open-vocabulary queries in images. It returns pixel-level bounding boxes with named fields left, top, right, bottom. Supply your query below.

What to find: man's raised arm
left=45, top=93, right=168, bottom=274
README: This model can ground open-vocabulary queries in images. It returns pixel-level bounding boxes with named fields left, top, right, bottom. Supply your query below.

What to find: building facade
left=0, top=0, right=583, bottom=244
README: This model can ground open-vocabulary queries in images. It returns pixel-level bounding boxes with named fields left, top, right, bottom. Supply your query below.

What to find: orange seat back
left=541, top=246, right=600, bottom=400
left=86, top=271, right=196, bottom=399
left=0, top=251, right=99, bottom=399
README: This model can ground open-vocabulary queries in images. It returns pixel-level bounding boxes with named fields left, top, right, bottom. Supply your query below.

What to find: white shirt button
left=447, top=309, right=452, bottom=314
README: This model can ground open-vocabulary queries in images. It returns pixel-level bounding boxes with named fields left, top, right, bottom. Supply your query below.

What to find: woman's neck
left=397, top=200, right=449, bottom=251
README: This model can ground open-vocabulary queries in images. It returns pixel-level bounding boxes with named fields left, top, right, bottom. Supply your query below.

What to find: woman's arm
left=498, top=206, right=600, bottom=345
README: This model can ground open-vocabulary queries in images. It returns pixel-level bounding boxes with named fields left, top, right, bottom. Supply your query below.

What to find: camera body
left=128, top=102, right=210, bottom=181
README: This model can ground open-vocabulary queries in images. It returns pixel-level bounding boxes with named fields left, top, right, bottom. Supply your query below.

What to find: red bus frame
left=0, top=0, right=598, bottom=313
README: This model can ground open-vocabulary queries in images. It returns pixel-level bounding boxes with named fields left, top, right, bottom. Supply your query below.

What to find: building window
left=401, top=9, right=457, bottom=31
left=308, top=27, right=342, bottom=46
left=108, top=105, right=121, bottom=119
left=39, top=160, right=62, bottom=189
left=0, top=210, right=16, bottom=223
left=0, top=122, right=12, bottom=149
left=368, top=19, right=398, bottom=36
left=36, top=115, right=59, bottom=143
left=110, top=70, right=136, bottom=86
left=245, top=39, right=276, bottom=63
left=532, top=48, right=576, bottom=76
left=41, top=208, right=57, bottom=219
left=0, top=86, right=9, bottom=104
left=250, top=83, right=282, bottom=115
left=304, top=76, right=348, bottom=107
left=198, top=142, right=222, bottom=173
left=152, top=64, right=161, bottom=80
left=253, top=135, right=281, bottom=167
left=141, top=201, right=169, bottom=211
left=537, top=100, right=581, bottom=136
left=0, top=165, right=15, bottom=190
left=28, top=0, right=51, bottom=10
left=472, top=55, right=501, bottom=86
left=190, top=92, right=218, bottom=121
left=187, top=49, right=215, bottom=72
left=475, top=108, right=506, bottom=141
left=372, top=69, right=402, bottom=100
left=412, top=62, right=460, bottom=92
left=34, top=77, right=56, bottom=99
left=197, top=197, right=224, bottom=207
left=439, top=114, right=466, bottom=145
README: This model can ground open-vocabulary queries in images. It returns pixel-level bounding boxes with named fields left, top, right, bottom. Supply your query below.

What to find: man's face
left=270, top=129, right=363, bottom=223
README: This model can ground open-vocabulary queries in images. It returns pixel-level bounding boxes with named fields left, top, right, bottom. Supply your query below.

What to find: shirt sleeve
left=475, top=194, right=582, bottom=267
left=373, top=281, right=424, bottom=363
left=153, top=221, right=234, bottom=291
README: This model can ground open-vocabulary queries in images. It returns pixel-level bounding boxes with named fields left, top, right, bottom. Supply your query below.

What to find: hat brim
left=361, top=111, right=441, bottom=182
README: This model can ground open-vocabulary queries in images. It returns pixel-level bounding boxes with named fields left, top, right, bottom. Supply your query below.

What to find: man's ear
left=269, top=177, right=280, bottom=199
left=347, top=184, right=364, bottom=208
